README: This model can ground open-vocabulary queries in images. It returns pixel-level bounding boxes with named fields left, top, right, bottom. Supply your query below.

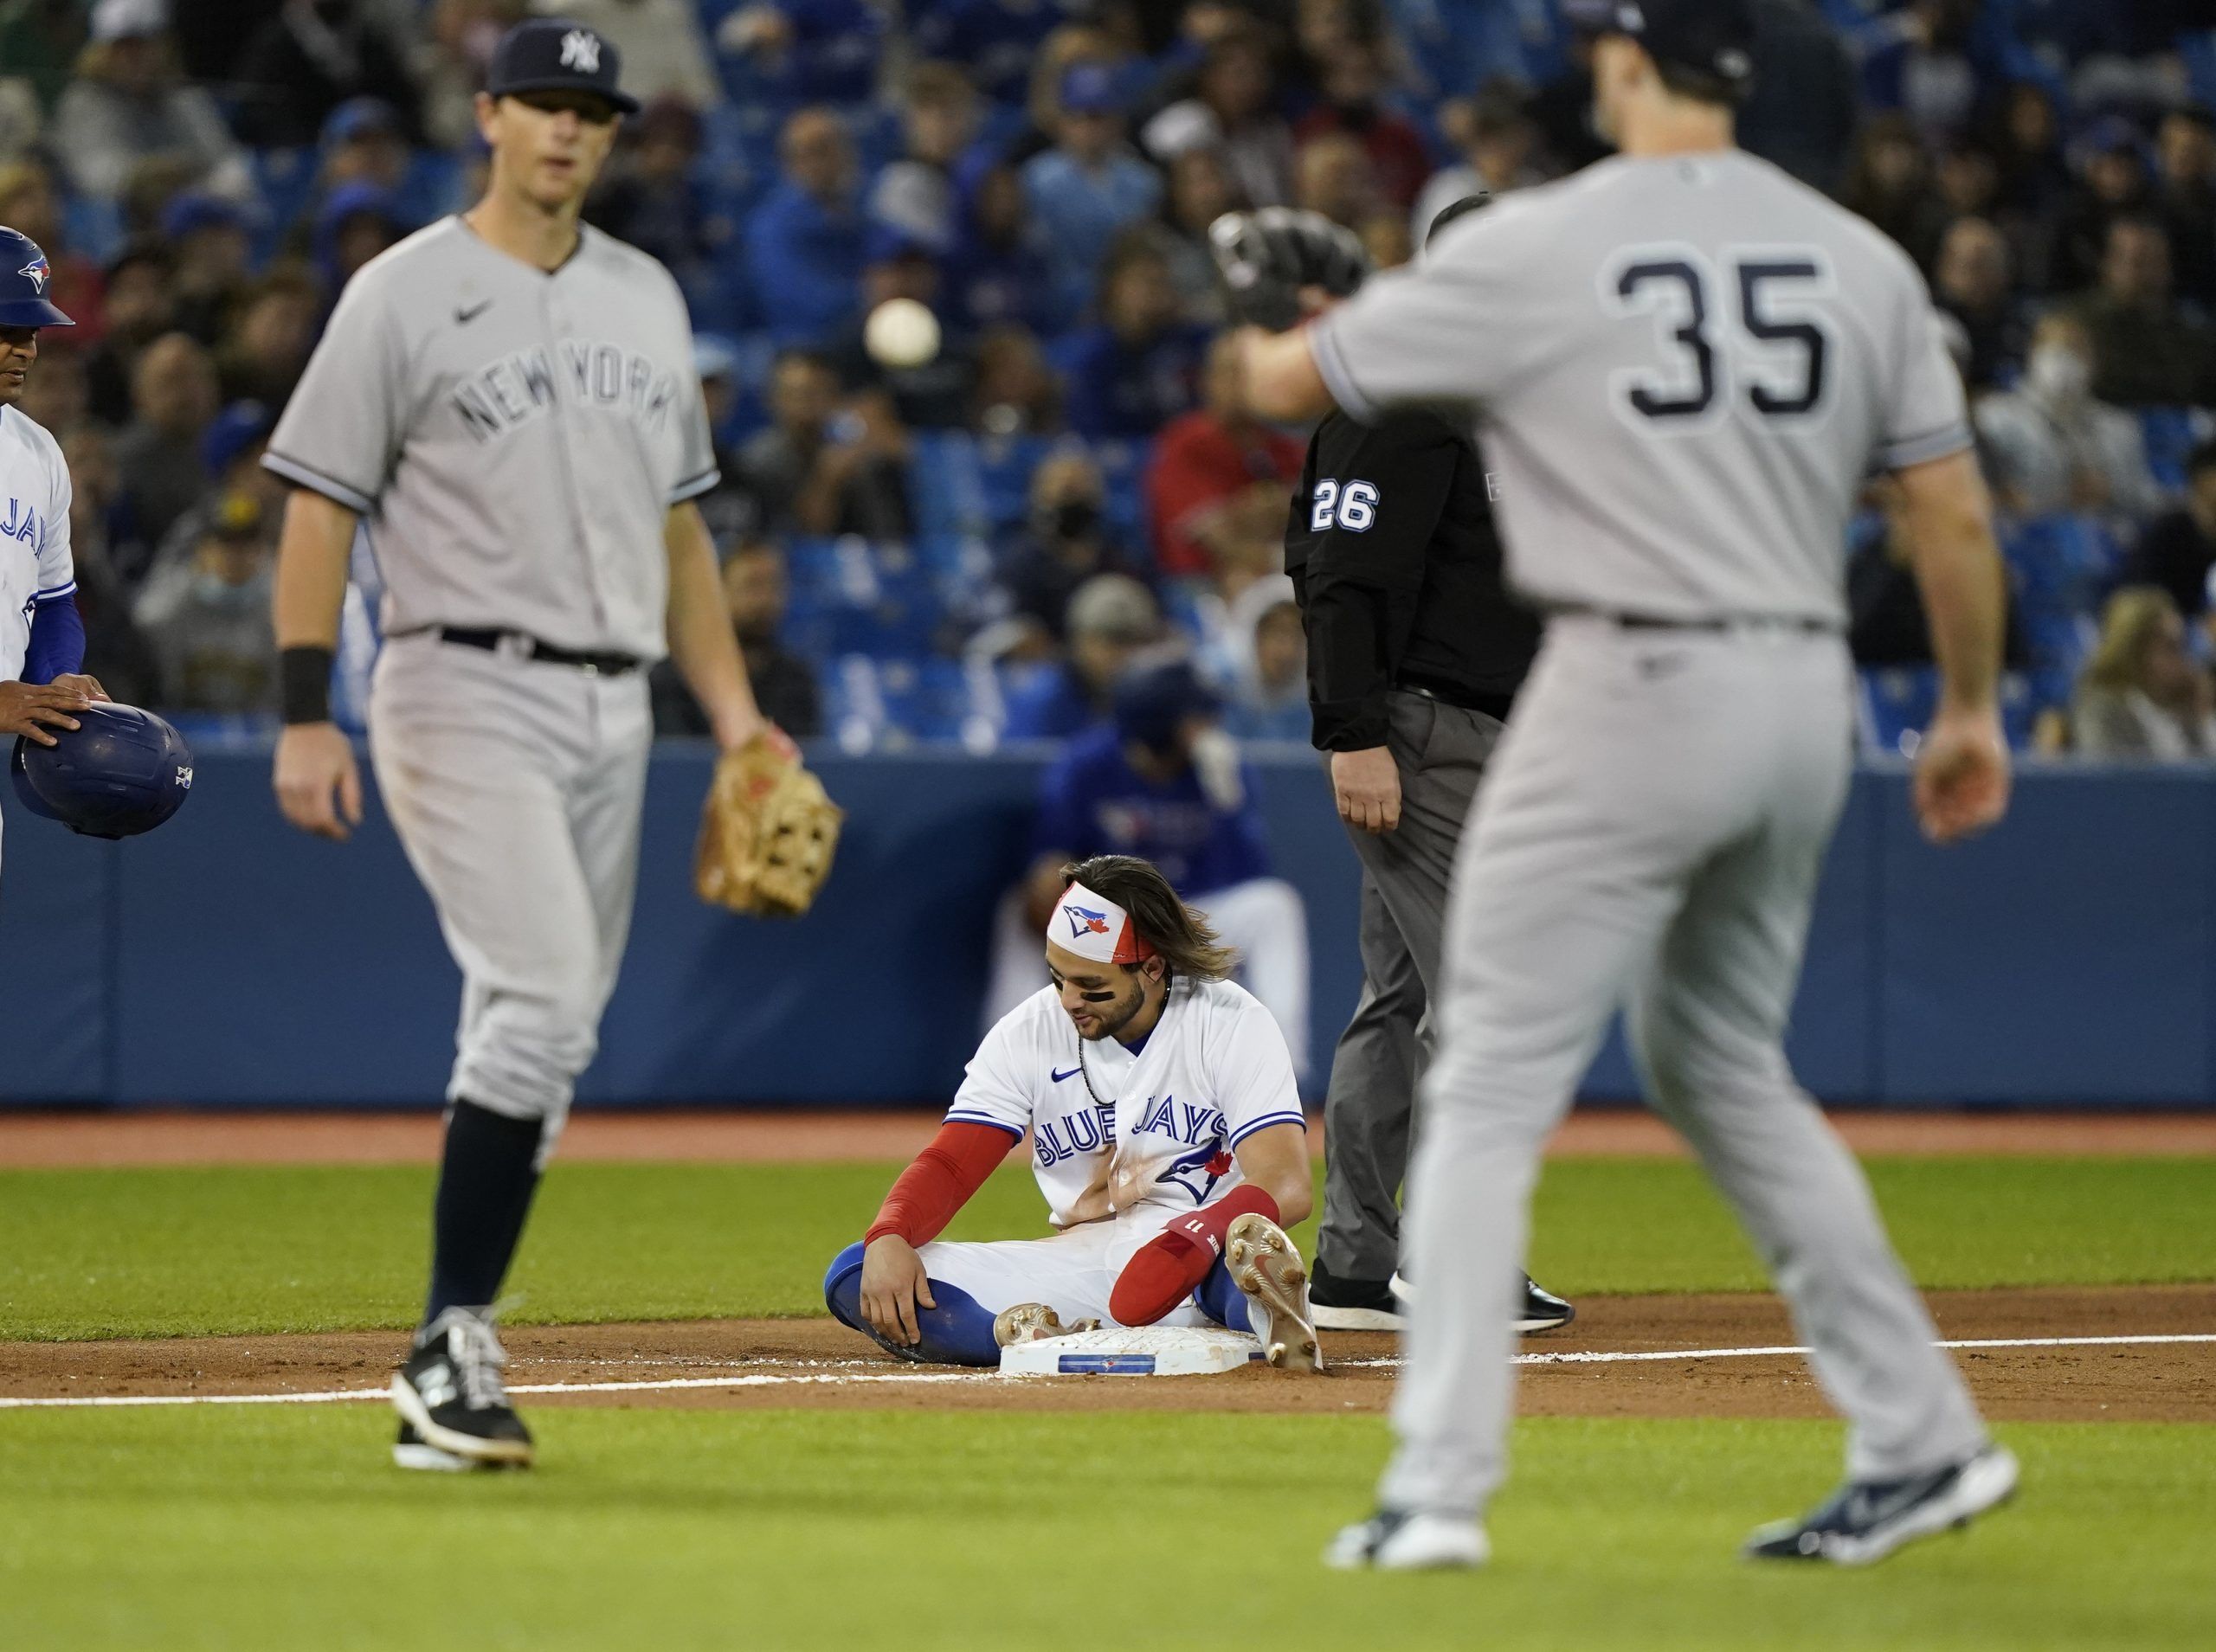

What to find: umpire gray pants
left=370, top=632, right=650, bottom=1134
left=1318, top=689, right=1503, bottom=1282
left=1379, top=618, right=1988, bottom=1520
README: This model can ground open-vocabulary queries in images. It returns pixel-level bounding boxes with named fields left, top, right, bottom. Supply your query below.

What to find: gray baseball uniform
left=267, top=216, right=715, bottom=1126
left=1309, top=149, right=1991, bottom=1518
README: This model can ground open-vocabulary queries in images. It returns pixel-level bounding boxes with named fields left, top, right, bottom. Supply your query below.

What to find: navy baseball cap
left=1566, top=0, right=1756, bottom=93
left=486, top=18, right=640, bottom=115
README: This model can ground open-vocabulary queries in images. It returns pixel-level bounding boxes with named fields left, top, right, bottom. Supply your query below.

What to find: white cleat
left=1326, top=1509, right=1490, bottom=1571
left=991, top=1302, right=1098, bottom=1348
left=1227, top=1213, right=1324, bottom=1373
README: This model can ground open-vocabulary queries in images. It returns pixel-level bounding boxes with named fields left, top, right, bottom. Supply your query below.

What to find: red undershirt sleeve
left=863, top=1120, right=1020, bottom=1249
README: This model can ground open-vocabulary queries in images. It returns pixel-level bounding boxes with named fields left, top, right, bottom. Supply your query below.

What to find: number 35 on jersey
left=1601, top=243, right=1838, bottom=434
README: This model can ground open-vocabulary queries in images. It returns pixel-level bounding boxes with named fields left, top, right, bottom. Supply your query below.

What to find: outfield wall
left=0, top=743, right=2204, bottom=1109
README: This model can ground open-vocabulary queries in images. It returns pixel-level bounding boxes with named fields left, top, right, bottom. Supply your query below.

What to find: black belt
left=1396, top=675, right=1517, bottom=723
left=435, top=627, right=644, bottom=675
left=1555, top=607, right=1839, bottom=636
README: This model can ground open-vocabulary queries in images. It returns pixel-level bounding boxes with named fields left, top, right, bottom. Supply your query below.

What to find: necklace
left=1073, top=976, right=1174, bottom=1112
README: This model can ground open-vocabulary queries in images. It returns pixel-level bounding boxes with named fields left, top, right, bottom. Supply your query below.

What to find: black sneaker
left=393, top=1420, right=478, bottom=1473
left=1517, top=1275, right=1575, bottom=1334
left=389, top=1305, right=535, bottom=1469
left=1310, top=1259, right=1404, bottom=1332
left=1385, top=1270, right=1578, bottom=1334
left=1745, top=1444, right=2020, bottom=1565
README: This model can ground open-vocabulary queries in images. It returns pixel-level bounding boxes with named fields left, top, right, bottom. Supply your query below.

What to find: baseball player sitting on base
left=828, top=854, right=1324, bottom=1370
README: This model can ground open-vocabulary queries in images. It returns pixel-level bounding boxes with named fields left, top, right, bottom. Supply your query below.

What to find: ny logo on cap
left=19, top=256, right=48, bottom=293
left=559, top=29, right=601, bottom=74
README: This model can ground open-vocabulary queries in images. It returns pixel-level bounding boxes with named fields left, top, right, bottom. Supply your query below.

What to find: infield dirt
left=5, top=1284, right=2208, bottom=1424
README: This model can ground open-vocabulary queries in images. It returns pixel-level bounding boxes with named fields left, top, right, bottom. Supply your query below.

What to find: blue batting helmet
left=0, top=226, right=73, bottom=329
left=12, top=704, right=193, bottom=839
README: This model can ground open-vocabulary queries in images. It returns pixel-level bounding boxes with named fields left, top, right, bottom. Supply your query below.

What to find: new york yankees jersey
left=0, top=404, right=74, bottom=685
left=1310, top=149, right=1970, bottom=625
left=266, top=217, right=717, bottom=660
left=949, top=976, right=1306, bottom=1229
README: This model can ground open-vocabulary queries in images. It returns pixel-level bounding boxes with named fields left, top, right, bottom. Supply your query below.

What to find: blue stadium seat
left=61, top=194, right=124, bottom=267
left=2137, top=407, right=2211, bottom=493
left=781, top=537, right=949, bottom=659
left=1859, top=665, right=1939, bottom=756
left=1087, top=436, right=1154, bottom=550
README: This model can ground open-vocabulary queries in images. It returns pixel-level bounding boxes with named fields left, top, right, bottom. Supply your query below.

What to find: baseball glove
left=1208, top=208, right=1373, bottom=332
left=693, top=731, right=844, bottom=917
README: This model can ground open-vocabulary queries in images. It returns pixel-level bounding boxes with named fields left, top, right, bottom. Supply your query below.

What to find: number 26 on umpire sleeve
left=1311, top=479, right=1379, bottom=532
left=1603, top=246, right=1835, bottom=430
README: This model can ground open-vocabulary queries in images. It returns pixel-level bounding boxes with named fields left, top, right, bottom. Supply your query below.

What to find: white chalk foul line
left=1, top=1333, right=2207, bottom=1411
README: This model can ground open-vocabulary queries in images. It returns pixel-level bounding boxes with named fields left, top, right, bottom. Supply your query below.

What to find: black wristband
left=280, top=646, right=335, bottom=725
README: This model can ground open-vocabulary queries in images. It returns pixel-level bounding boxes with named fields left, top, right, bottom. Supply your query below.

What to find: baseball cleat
left=991, top=1302, right=1099, bottom=1348
left=389, top=1305, right=534, bottom=1469
left=1325, top=1508, right=1490, bottom=1571
left=393, top=1420, right=481, bottom=1473
left=1309, top=1262, right=1404, bottom=1333
left=1517, top=1275, right=1575, bottom=1334
left=1227, top=1213, right=1324, bottom=1372
left=1744, top=1443, right=2020, bottom=1565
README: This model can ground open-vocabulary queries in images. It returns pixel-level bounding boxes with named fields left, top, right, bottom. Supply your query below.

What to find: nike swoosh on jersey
left=454, top=299, right=493, bottom=325
left=1049, top=1066, right=1081, bottom=1083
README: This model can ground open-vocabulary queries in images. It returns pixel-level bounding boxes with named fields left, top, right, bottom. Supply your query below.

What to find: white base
left=999, top=1327, right=1265, bottom=1377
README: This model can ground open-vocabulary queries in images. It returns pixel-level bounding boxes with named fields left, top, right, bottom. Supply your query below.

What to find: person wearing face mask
left=132, top=490, right=278, bottom=715
left=1002, top=450, right=1150, bottom=640
left=1974, top=312, right=2162, bottom=523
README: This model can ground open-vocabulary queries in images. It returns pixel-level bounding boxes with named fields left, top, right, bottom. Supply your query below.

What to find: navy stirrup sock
left=423, top=1099, right=545, bottom=1328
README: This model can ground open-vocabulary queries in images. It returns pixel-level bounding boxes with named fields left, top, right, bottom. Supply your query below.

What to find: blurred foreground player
left=1235, top=0, right=2020, bottom=1570
left=828, top=855, right=1324, bottom=1372
left=264, top=22, right=771, bottom=1471
left=0, top=225, right=106, bottom=880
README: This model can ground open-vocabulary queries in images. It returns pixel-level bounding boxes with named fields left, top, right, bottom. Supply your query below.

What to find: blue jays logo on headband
left=19, top=256, right=48, bottom=294
left=1063, top=903, right=1111, bottom=940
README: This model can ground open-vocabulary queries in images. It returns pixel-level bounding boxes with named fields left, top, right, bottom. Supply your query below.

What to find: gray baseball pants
left=1317, top=690, right=1504, bottom=1283
left=369, top=632, right=651, bottom=1135
left=1378, top=617, right=1988, bottom=1520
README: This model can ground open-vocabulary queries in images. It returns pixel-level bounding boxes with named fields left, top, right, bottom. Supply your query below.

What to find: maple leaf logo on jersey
left=18, top=255, right=48, bottom=294
left=1062, top=903, right=1111, bottom=940
left=559, top=29, right=602, bottom=74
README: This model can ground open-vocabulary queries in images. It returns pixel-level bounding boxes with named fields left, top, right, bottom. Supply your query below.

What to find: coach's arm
left=270, top=488, right=364, bottom=841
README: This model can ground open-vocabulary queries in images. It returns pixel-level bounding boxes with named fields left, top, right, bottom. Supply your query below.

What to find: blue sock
left=1194, top=1259, right=1252, bottom=1334
left=823, top=1242, right=1005, bottom=1366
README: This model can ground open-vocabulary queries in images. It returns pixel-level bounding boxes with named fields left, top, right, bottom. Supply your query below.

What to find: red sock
left=1109, top=1185, right=1280, bottom=1327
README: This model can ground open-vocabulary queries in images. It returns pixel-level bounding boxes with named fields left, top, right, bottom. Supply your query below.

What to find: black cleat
left=1383, top=1270, right=1577, bottom=1334
left=1517, top=1274, right=1576, bottom=1334
left=1745, top=1444, right=2020, bottom=1565
left=393, top=1420, right=480, bottom=1473
left=389, top=1305, right=535, bottom=1469
left=1309, top=1261, right=1404, bottom=1332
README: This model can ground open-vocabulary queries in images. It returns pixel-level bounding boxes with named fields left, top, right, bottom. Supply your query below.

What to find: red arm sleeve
left=863, top=1121, right=1020, bottom=1249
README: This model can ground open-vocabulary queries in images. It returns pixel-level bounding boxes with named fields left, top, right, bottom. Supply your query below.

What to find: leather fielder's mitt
left=1208, top=207, right=1372, bottom=332
left=693, top=732, right=843, bottom=917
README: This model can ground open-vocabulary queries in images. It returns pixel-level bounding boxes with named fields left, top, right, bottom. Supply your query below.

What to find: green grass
left=3, top=1157, right=2213, bottom=1340
left=1, top=1408, right=2208, bottom=1650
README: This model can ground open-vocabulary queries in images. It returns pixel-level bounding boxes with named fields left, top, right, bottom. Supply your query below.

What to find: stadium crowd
left=4, top=0, right=2216, bottom=761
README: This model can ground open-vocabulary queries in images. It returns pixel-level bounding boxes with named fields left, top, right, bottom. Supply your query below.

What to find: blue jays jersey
left=0, top=403, right=74, bottom=686
left=1031, top=725, right=1272, bottom=897
left=948, top=975, right=1305, bottom=1230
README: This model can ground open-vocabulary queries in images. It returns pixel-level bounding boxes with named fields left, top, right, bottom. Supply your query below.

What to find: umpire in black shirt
left=1218, top=197, right=1574, bottom=1334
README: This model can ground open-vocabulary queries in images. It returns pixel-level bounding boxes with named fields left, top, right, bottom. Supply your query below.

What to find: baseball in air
left=864, top=298, right=940, bottom=369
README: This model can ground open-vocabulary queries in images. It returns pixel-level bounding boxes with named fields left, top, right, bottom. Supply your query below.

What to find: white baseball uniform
left=922, top=974, right=1308, bottom=1323
left=266, top=216, right=715, bottom=1124
left=0, top=402, right=75, bottom=873
left=1309, top=148, right=1992, bottom=1517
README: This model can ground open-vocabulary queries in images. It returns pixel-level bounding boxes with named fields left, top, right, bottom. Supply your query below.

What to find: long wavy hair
left=2081, top=586, right=2181, bottom=696
left=1060, top=855, right=1239, bottom=981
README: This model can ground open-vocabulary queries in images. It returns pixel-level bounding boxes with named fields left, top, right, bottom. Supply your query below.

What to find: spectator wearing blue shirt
left=1051, top=228, right=1212, bottom=440
left=745, top=106, right=868, bottom=346
left=717, top=0, right=886, bottom=106
left=1002, top=571, right=1159, bottom=739
left=1021, top=61, right=1163, bottom=330
left=912, top=0, right=1080, bottom=108
left=947, top=156, right=1057, bottom=335
left=985, top=654, right=1311, bottom=1076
